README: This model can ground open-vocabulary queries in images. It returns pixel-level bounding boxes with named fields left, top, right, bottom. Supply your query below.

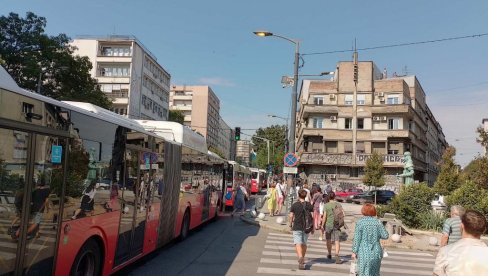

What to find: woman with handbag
left=351, top=203, right=389, bottom=276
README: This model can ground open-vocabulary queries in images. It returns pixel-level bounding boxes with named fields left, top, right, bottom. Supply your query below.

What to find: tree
left=0, top=12, right=111, bottom=109
left=462, top=156, right=488, bottom=189
left=476, top=125, right=488, bottom=154
left=251, top=125, right=287, bottom=173
left=433, top=146, right=461, bottom=195
left=446, top=181, right=488, bottom=217
left=362, top=151, right=385, bottom=204
left=363, top=151, right=385, bottom=188
left=168, top=110, right=185, bottom=124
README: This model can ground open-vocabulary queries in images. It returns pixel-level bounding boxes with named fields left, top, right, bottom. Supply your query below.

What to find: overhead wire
left=302, top=32, right=488, bottom=56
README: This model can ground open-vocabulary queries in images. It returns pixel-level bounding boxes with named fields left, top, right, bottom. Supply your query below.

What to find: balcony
left=301, top=105, right=339, bottom=117
left=371, top=104, right=413, bottom=116
left=299, top=152, right=405, bottom=167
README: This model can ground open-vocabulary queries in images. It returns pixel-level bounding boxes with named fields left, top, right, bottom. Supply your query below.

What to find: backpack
left=302, top=202, right=314, bottom=234
left=333, top=203, right=345, bottom=229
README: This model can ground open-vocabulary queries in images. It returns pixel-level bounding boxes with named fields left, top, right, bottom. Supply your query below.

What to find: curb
left=239, top=214, right=441, bottom=253
left=239, top=215, right=292, bottom=234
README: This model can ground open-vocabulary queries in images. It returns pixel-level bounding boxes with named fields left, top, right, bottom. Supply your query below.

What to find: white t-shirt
left=276, top=183, right=286, bottom=198
left=433, top=238, right=488, bottom=276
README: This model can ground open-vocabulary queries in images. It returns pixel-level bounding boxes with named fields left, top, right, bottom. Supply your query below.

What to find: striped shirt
left=442, top=217, right=462, bottom=245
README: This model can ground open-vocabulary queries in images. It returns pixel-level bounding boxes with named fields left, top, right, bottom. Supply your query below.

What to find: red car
left=335, top=189, right=364, bottom=202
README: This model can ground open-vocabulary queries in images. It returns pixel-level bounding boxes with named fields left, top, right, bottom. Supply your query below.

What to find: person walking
left=440, top=205, right=465, bottom=246
left=433, top=210, right=488, bottom=276
left=298, top=183, right=312, bottom=202
left=311, top=187, right=323, bottom=232
left=275, top=179, right=286, bottom=215
left=231, top=182, right=248, bottom=217
left=289, top=189, right=314, bottom=270
left=266, top=182, right=278, bottom=216
left=321, top=191, right=344, bottom=264
left=318, top=193, right=329, bottom=241
left=351, top=204, right=389, bottom=276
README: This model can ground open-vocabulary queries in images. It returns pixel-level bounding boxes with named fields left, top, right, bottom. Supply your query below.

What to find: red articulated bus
left=0, top=67, right=225, bottom=276
left=249, top=168, right=266, bottom=194
left=223, top=161, right=250, bottom=209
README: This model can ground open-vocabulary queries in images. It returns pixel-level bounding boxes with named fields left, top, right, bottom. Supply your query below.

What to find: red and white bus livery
left=0, top=67, right=224, bottom=276
left=250, top=168, right=266, bottom=194
left=224, top=161, right=251, bottom=208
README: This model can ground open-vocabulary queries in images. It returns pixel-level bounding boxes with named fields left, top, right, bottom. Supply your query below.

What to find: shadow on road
left=115, top=196, right=261, bottom=276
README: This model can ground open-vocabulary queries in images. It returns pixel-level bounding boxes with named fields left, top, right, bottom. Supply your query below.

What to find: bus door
left=114, top=148, right=148, bottom=265
left=0, top=127, right=66, bottom=276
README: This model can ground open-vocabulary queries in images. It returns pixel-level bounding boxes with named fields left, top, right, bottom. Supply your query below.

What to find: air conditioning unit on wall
left=328, top=174, right=337, bottom=179
left=329, top=94, right=336, bottom=100
left=330, top=116, right=337, bottom=121
left=373, top=116, right=381, bottom=121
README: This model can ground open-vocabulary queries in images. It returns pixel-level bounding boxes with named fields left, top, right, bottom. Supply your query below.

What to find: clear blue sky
left=2, top=0, right=488, bottom=165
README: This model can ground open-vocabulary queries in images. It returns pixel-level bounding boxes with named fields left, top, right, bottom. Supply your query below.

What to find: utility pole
left=352, top=43, right=358, bottom=167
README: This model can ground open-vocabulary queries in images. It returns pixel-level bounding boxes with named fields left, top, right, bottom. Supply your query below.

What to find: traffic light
left=234, top=127, right=241, bottom=141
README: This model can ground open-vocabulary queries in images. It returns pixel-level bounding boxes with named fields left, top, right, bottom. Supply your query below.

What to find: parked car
left=335, top=189, right=364, bottom=203
left=352, top=190, right=395, bottom=205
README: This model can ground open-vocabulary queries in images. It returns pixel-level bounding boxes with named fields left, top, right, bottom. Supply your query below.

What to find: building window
left=356, top=142, right=365, bottom=153
left=325, top=141, right=337, bottom=153
left=357, top=94, right=366, bottom=105
left=350, top=167, right=362, bottom=178
left=387, top=95, right=400, bottom=104
left=312, top=117, right=323, bottom=128
left=313, top=96, right=324, bottom=106
left=22, top=102, right=34, bottom=114
left=388, top=118, right=400, bottom=130
left=388, top=141, right=402, bottom=154
left=101, top=46, right=131, bottom=57
left=345, top=95, right=353, bottom=105
left=99, top=65, right=130, bottom=77
left=345, top=118, right=352, bottom=129
left=344, top=141, right=353, bottom=153
left=357, top=118, right=364, bottom=129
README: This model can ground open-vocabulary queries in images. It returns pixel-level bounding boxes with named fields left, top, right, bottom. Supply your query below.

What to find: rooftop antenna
left=402, top=65, right=409, bottom=76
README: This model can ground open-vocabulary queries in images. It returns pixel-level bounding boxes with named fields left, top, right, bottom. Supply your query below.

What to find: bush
left=418, top=210, right=447, bottom=232
left=446, top=181, right=488, bottom=216
left=382, top=183, right=436, bottom=228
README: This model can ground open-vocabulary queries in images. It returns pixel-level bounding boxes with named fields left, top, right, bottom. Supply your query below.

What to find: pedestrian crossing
left=256, top=232, right=436, bottom=276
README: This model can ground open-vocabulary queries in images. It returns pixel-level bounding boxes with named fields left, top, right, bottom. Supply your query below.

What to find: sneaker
left=327, top=254, right=332, bottom=259
left=298, top=257, right=305, bottom=270
left=319, top=236, right=323, bottom=241
left=335, top=256, right=342, bottom=264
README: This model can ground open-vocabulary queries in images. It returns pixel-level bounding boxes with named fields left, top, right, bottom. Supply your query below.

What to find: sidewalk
left=240, top=200, right=488, bottom=253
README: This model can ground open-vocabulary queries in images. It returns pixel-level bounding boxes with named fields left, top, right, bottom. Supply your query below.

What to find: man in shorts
left=321, top=191, right=344, bottom=264
left=289, top=189, right=314, bottom=270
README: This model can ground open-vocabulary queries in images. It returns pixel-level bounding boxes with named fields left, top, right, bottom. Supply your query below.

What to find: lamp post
left=254, top=31, right=300, bottom=154
left=267, top=114, right=289, bottom=152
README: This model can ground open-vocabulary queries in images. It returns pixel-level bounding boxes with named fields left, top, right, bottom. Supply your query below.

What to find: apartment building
left=71, top=35, right=170, bottom=120
left=297, top=61, right=447, bottom=190
left=236, top=140, right=252, bottom=167
left=169, top=85, right=222, bottom=152
left=218, top=117, right=236, bottom=160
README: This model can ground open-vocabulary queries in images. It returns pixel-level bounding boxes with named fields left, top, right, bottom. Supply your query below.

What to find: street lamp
left=268, top=114, right=289, bottom=152
left=254, top=30, right=300, bottom=154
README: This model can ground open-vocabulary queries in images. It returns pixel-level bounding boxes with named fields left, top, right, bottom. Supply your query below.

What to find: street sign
left=51, top=145, right=62, bottom=164
left=283, top=152, right=298, bottom=167
left=283, top=166, right=298, bottom=174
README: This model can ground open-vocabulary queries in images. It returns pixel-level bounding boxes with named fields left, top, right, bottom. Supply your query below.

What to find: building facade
left=169, top=85, right=222, bottom=153
left=71, top=35, right=170, bottom=120
left=218, top=117, right=233, bottom=160
left=236, top=140, right=252, bottom=167
left=297, top=61, right=447, bottom=191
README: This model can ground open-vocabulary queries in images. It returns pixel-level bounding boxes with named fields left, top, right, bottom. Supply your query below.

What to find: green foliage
left=363, top=151, right=385, bottom=188
left=168, top=110, right=185, bottom=124
left=446, top=181, right=488, bottom=215
left=0, top=12, right=111, bottom=109
left=418, top=210, right=447, bottom=232
left=462, top=156, right=488, bottom=189
left=252, top=125, right=287, bottom=173
left=434, top=146, right=461, bottom=195
left=476, top=125, right=488, bottom=154
left=382, top=183, right=436, bottom=228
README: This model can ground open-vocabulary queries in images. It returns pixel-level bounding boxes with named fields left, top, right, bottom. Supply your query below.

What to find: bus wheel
left=70, top=239, right=101, bottom=276
left=180, top=210, right=190, bottom=240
